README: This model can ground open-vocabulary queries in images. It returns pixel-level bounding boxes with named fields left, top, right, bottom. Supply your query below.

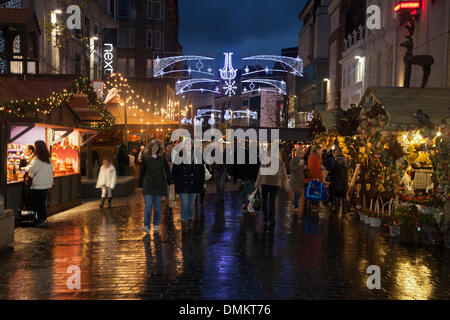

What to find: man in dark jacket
left=327, top=149, right=349, bottom=212
left=172, top=149, right=205, bottom=232
left=115, top=144, right=129, bottom=176
left=212, top=142, right=228, bottom=205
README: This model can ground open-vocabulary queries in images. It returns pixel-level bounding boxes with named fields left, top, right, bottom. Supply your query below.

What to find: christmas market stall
left=0, top=75, right=114, bottom=216
left=314, top=88, right=450, bottom=247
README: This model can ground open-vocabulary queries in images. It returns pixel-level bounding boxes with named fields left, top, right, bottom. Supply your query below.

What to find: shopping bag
left=247, top=189, right=260, bottom=213
left=204, top=165, right=212, bottom=181
left=306, top=179, right=324, bottom=200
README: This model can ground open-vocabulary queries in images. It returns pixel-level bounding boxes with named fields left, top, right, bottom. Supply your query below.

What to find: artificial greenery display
left=0, top=77, right=115, bottom=132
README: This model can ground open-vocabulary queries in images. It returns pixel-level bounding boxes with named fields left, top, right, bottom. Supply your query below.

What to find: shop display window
left=7, top=126, right=45, bottom=183
left=7, top=126, right=80, bottom=183
left=50, top=130, right=80, bottom=177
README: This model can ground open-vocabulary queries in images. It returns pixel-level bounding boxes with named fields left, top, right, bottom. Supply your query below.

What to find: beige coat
left=289, top=157, right=305, bottom=192
left=255, top=160, right=289, bottom=190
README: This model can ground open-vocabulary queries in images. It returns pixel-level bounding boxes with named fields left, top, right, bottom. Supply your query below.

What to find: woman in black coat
left=171, top=146, right=205, bottom=232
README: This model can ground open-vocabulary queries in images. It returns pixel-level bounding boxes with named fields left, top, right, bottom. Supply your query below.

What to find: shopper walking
left=96, top=159, right=117, bottom=209
left=255, top=150, right=289, bottom=230
left=213, top=141, right=228, bottom=205
left=172, top=142, right=205, bottom=233
left=25, top=140, right=53, bottom=228
left=290, top=148, right=305, bottom=213
left=239, top=145, right=260, bottom=212
left=307, top=146, right=324, bottom=182
left=139, top=140, right=170, bottom=234
left=328, top=149, right=349, bottom=212
left=115, top=144, right=129, bottom=176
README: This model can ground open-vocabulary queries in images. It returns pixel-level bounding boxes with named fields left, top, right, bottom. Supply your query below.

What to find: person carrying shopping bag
left=96, top=159, right=117, bottom=209
left=139, top=140, right=170, bottom=234
left=172, top=142, right=205, bottom=233
left=255, top=149, right=289, bottom=230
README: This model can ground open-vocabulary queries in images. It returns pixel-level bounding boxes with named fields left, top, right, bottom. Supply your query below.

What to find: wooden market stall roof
left=359, top=88, right=450, bottom=126
left=0, top=76, right=102, bottom=122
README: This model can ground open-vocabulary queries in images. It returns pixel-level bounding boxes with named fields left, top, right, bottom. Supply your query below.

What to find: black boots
left=99, top=197, right=105, bottom=209
left=99, top=197, right=112, bottom=209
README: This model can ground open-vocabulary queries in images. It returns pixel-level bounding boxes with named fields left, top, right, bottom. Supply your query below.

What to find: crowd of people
left=18, top=138, right=350, bottom=233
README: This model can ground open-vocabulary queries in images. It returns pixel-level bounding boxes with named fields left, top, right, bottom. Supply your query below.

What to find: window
left=146, top=59, right=153, bottom=78
left=147, top=0, right=152, bottom=19
left=118, top=28, right=128, bottom=48
left=118, top=58, right=127, bottom=76
left=129, top=29, right=135, bottom=48
left=118, top=0, right=128, bottom=17
left=147, top=30, right=152, bottom=48
left=154, top=1, right=161, bottom=20
left=128, top=58, right=135, bottom=77
left=153, top=31, right=161, bottom=50
left=118, top=0, right=136, bottom=18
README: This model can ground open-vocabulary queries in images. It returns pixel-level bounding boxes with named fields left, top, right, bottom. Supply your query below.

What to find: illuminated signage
left=103, top=43, right=114, bottom=75
left=394, top=1, right=421, bottom=12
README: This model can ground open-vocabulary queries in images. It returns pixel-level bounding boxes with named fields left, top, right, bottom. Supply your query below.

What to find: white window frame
left=147, top=30, right=152, bottom=48
left=147, top=0, right=152, bottom=19
left=154, top=1, right=161, bottom=20
left=118, top=28, right=128, bottom=48
left=153, top=30, right=161, bottom=50
left=129, top=29, right=135, bottom=48
left=117, top=0, right=129, bottom=18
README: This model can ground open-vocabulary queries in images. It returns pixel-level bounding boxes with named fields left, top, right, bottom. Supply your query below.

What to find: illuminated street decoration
left=197, top=109, right=222, bottom=118
left=233, top=110, right=258, bottom=120
left=154, top=52, right=303, bottom=97
left=242, top=79, right=286, bottom=95
left=242, top=55, right=303, bottom=76
left=153, top=55, right=215, bottom=77
left=220, top=52, right=238, bottom=97
left=176, top=78, right=220, bottom=95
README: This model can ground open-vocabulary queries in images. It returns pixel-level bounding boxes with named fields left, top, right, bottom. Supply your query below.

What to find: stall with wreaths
left=310, top=89, right=450, bottom=247
left=0, top=75, right=114, bottom=218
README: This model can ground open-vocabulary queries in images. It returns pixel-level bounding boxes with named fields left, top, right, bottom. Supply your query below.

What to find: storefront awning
left=359, top=88, right=450, bottom=127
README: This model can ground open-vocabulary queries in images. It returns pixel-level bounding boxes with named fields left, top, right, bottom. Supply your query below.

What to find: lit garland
left=0, top=76, right=115, bottom=132
left=104, top=73, right=186, bottom=122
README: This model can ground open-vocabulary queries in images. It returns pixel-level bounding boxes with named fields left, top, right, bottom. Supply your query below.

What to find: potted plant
left=395, top=205, right=419, bottom=244
left=365, top=210, right=375, bottom=224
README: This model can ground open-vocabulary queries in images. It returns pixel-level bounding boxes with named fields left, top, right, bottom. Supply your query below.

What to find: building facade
left=110, top=0, right=182, bottom=121
left=338, top=0, right=450, bottom=109
left=296, top=0, right=330, bottom=127
left=0, top=0, right=118, bottom=80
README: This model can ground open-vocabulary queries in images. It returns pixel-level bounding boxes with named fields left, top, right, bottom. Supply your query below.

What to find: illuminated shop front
left=4, top=124, right=96, bottom=216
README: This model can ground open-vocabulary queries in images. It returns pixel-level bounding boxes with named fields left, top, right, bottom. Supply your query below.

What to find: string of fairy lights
left=103, top=73, right=190, bottom=125
left=0, top=76, right=115, bottom=131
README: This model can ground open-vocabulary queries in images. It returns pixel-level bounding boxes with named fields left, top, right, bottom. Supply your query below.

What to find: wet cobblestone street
left=0, top=186, right=449, bottom=300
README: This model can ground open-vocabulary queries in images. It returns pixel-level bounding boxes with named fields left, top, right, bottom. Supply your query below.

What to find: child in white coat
left=96, top=159, right=117, bottom=209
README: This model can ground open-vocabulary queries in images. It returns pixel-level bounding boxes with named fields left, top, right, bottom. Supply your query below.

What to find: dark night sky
left=178, top=0, right=308, bottom=68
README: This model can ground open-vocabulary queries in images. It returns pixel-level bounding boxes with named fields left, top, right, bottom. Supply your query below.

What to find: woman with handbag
left=290, top=148, right=305, bottom=213
left=255, top=150, right=289, bottom=230
left=139, top=140, right=170, bottom=234
left=172, top=142, right=205, bottom=233
left=25, top=141, right=53, bottom=228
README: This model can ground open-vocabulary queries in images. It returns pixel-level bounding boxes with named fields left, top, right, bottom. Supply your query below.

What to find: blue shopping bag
left=306, top=179, right=327, bottom=201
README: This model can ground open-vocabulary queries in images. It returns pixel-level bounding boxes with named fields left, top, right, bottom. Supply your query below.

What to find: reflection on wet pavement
left=0, top=188, right=449, bottom=300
